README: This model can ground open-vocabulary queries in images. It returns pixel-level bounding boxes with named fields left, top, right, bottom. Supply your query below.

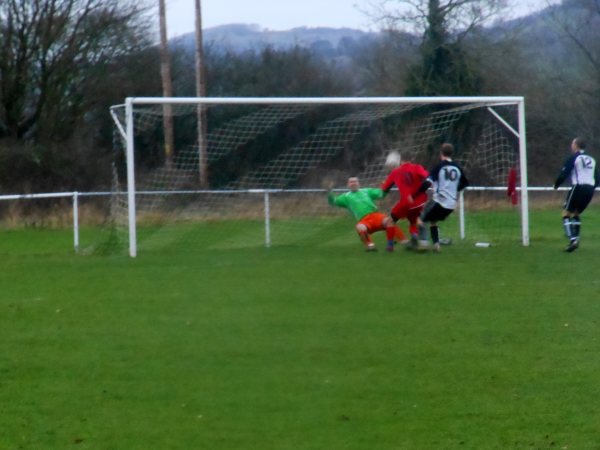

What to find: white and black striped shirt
left=554, top=151, right=599, bottom=188
left=417, top=160, right=469, bottom=210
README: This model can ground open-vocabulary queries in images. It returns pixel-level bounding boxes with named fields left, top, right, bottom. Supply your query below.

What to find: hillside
left=171, top=23, right=378, bottom=55
left=169, top=3, right=570, bottom=60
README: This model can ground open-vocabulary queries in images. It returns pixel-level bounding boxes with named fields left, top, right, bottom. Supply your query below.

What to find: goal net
left=109, top=97, right=528, bottom=256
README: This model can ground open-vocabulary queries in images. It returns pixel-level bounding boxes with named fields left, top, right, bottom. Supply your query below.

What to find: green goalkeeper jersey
left=328, top=188, right=384, bottom=221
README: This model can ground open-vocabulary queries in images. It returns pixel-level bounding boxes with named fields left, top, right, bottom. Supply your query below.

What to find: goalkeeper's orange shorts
left=358, top=212, right=388, bottom=233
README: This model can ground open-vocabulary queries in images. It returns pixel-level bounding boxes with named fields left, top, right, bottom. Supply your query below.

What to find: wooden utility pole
left=158, top=0, right=175, bottom=166
left=195, top=0, right=208, bottom=187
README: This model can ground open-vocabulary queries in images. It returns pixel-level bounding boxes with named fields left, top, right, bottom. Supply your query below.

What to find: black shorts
left=421, top=201, right=454, bottom=223
left=564, top=185, right=595, bottom=214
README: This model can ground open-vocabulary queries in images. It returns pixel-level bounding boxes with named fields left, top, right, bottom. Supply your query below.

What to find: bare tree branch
left=0, top=0, right=152, bottom=139
left=369, top=0, right=508, bottom=95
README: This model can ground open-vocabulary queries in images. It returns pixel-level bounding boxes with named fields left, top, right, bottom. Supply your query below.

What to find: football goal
left=110, top=97, right=529, bottom=257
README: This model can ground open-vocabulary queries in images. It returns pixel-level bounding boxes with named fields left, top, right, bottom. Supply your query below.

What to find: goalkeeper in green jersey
left=328, top=177, right=407, bottom=251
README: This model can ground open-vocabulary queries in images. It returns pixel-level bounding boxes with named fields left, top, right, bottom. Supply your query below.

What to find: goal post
left=518, top=99, right=530, bottom=246
left=110, top=96, right=529, bottom=257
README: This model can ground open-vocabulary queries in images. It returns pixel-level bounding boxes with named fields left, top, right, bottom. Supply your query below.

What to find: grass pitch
left=1, top=209, right=600, bottom=449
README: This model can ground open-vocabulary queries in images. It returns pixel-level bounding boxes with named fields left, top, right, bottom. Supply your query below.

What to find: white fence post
left=264, top=190, right=271, bottom=248
left=459, top=190, right=465, bottom=240
left=73, top=191, right=79, bottom=252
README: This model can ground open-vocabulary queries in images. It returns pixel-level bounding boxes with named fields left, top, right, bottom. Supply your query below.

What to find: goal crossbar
left=125, top=96, right=525, bottom=106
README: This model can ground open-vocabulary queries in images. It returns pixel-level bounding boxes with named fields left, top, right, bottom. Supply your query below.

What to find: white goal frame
left=115, top=96, right=529, bottom=257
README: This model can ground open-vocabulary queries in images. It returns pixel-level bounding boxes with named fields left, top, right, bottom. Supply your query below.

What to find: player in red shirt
left=381, top=152, right=429, bottom=250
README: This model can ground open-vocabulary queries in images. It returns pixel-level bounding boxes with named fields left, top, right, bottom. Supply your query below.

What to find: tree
left=194, top=0, right=208, bottom=187
left=0, top=0, right=152, bottom=141
left=349, top=29, right=419, bottom=95
left=0, top=0, right=156, bottom=191
left=170, top=45, right=353, bottom=98
left=158, top=0, right=174, bottom=166
left=544, top=0, right=600, bottom=143
left=371, top=0, right=508, bottom=95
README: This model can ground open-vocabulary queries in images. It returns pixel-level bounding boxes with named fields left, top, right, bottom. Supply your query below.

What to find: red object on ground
left=507, top=167, right=518, bottom=205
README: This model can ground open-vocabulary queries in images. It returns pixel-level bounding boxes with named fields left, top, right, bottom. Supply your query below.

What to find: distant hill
left=169, top=2, right=579, bottom=58
left=168, top=2, right=588, bottom=69
left=171, top=23, right=378, bottom=54
left=489, top=1, right=596, bottom=66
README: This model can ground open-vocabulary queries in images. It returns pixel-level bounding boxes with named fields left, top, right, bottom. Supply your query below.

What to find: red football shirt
left=381, top=163, right=429, bottom=206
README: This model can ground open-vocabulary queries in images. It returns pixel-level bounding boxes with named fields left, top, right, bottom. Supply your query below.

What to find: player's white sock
left=572, top=216, right=581, bottom=239
left=562, top=217, right=573, bottom=240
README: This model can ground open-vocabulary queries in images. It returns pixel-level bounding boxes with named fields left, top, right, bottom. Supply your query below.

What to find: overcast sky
left=164, top=0, right=558, bottom=38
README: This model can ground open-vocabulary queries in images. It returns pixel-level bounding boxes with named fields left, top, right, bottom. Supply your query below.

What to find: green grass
left=2, top=210, right=600, bottom=449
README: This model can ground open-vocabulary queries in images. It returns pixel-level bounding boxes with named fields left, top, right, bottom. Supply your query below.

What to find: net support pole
left=459, top=190, right=466, bottom=240
left=125, top=98, right=138, bottom=257
left=517, top=99, right=530, bottom=246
